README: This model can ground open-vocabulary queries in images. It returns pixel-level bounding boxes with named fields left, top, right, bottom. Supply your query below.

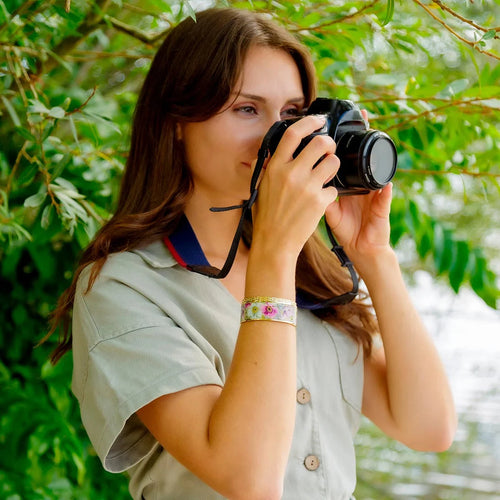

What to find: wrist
left=246, top=243, right=297, bottom=299
left=354, top=247, right=400, bottom=287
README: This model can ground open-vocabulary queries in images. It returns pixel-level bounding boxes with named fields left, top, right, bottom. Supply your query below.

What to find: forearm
left=207, top=247, right=298, bottom=497
left=360, top=249, right=457, bottom=449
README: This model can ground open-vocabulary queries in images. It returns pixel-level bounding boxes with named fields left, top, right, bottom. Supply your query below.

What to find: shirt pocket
left=322, top=322, right=364, bottom=414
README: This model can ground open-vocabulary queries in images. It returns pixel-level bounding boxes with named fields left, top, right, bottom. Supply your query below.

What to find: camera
left=265, top=98, right=397, bottom=195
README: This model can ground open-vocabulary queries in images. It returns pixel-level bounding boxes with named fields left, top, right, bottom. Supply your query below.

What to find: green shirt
left=72, top=239, right=363, bottom=499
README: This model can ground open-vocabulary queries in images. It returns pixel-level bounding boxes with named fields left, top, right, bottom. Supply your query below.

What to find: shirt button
left=304, top=455, right=320, bottom=471
left=296, top=388, right=311, bottom=404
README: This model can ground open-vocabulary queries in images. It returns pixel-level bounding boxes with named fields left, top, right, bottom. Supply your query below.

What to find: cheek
left=182, top=124, right=223, bottom=170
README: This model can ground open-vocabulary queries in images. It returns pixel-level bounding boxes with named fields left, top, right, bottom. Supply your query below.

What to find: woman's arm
left=361, top=249, right=457, bottom=451
left=137, top=116, right=339, bottom=500
left=326, top=184, right=457, bottom=451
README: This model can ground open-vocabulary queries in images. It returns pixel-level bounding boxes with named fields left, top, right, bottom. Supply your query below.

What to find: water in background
left=355, top=271, right=500, bottom=500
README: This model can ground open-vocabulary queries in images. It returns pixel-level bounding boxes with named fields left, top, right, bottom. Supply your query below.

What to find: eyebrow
left=236, top=92, right=305, bottom=105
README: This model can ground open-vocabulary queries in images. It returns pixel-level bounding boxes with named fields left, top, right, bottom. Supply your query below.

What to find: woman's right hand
left=251, top=115, right=340, bottom=260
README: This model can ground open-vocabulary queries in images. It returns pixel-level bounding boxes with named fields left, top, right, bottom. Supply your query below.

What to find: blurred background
left=1, top=0, right=499, bottom=498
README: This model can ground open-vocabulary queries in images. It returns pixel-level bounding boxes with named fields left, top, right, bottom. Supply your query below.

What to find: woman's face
left=180, top=45, right=305, bottom=208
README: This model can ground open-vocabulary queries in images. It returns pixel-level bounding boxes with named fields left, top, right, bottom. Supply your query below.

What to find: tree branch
left=413, top=0, right=500, bottom=60
left=384, top=97, right=499, bottom=131
left=398, top=168, right=500, bottom=179
left=287, top=0, right=380, bottom=33
left=104, top=15, right=168, bottom=44
left=66, top=49, right=152, bottom=61
left=431, top=0, right=499, bottom=35
left=43, top=0, right=114, bottom=74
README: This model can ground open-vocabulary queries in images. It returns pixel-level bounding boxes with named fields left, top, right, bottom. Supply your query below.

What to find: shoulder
left=73, top=240, right=179, bottom=344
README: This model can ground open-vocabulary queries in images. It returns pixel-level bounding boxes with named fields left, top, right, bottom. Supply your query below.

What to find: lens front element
left=334, top=130, right=397, bottom=192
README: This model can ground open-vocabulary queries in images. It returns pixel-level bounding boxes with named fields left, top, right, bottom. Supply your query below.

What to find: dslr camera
left=265, top=98, right=397, bottom=195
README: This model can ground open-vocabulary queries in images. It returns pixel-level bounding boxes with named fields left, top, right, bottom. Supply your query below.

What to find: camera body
left=266, top=98, right=397, bottom=195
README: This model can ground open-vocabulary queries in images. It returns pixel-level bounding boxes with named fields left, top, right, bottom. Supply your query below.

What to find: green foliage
left=1, top=0, right=499, bottom=497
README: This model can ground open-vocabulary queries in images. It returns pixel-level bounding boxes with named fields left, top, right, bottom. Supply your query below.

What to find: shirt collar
left=160, top=214, right=327, bottom=310
left=132, top=240, right=177, bottom=269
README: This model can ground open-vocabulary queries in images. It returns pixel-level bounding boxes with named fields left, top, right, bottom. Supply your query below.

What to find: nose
left=261, top=110, right=285, bottom=141
left=250, top=110, right=290, bottom=161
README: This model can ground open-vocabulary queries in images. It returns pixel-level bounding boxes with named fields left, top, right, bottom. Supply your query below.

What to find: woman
left=49, top=7, right=456, bottom=499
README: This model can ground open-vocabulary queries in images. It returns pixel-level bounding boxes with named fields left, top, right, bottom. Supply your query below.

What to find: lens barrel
left=331, top=130, right=397, bottom=191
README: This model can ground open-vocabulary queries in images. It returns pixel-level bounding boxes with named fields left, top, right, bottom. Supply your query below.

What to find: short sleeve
left=71, top=268, right=224, bottom=473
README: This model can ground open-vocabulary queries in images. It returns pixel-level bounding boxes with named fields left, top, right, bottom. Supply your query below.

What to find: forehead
left=236, top=46, right=304, bottom=97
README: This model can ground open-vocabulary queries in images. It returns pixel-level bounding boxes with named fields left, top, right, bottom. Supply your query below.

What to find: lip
left=241, top=162, right=252, bottom=168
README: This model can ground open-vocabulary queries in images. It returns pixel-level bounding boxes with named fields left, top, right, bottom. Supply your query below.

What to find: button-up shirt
left=72, top=240, right=363, bottom=499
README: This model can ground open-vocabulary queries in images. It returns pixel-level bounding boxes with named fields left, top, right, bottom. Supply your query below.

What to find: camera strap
left=165, top=124, right=359, bottom=309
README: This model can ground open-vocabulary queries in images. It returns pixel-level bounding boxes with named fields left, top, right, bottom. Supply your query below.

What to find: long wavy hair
left=46, top=7, right=378, bottom=363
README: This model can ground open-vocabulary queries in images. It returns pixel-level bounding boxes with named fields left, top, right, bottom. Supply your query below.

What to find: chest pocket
left=322, top=321, right=364, bottom=431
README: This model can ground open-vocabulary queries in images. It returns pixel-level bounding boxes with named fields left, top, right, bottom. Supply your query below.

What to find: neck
left=184, top=193, right=247, bottom=268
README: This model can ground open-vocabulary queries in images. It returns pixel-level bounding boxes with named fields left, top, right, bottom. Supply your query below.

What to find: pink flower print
left=262, top=303, right=278, bottom=318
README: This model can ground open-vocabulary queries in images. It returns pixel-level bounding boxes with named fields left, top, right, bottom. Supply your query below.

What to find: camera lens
left=363, top=132, right=397, bottom=186
left=335, top=130, right=397, bottom=191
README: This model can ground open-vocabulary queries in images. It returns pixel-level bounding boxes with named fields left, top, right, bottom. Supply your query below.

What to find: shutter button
left=296, top=388, right=311, bottom=404
left=304, top=455, right=320, bottom=471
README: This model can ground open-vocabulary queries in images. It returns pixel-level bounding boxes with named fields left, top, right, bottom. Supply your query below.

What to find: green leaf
left=1, top=96, right=21, bottom=127
left=28, top=100, right=51, bottom=115
left=184, top=1, right=197, bottom=21
left=0, top=0, right=11, bottom=23
left=45, top=48, right=73, bottom=73
left=381, top=0, right=395, bottom=25
left=437, top=79, right=470, bottom=98
left=78, top=111, right=122, bottom=134
left=15, top=126, right=36, bottom=142
left=449, top=240, right=469, bottom=293
left=434, top=225, right=454, bottom=275
left=68, top=115, right=79, bottom=145
left=24, top=191, right=47, bottom=208
left=41, top=204, right=53, bottom=229
left=482, top=29, right=496, bottom=41
left=48, top=106, right=66, bottom=119
left=417, top=226, right=432, bottom=259
left=17, top=163, right=38, bottom=186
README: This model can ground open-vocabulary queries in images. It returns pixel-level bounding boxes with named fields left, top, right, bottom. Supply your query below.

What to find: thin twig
left=6, top=142, right=28, bottom=195
left=287, top=0, right=380, bottom=32
left=6, top=51, right=27, bottom=106
left=431, top=0, right=499, bottom=35
left=384, top=97, right=499, bottom=130
left=12, top=46, right=38, bottom=99
left=66, top=86, right=97, bottom=115
left=42, top=0, right=113, bottom=74
left=0, top=44, right=40, bottom=56
left=104, top=15, right=168, bottom=44
left=398, top=168, right=500, bottom=178
left=413, top=0, right=500, bottom=60
left=67, top=49, right=152, bottom=61
left=122, top=2, right=172, bottom=27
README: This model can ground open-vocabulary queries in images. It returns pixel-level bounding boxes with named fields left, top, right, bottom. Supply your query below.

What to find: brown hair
left=46, top=7, right=377, bottom=363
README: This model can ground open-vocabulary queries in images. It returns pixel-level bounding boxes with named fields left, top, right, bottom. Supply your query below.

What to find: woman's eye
left=237, top=106, right=257, bottom=115
left=281, top=108, right=300, bottom=118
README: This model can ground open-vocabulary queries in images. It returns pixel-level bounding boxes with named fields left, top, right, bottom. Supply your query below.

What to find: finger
left=321, top=185, right=339, bottom=205
left=293, top=134, right=336, bottom=171
left=324, top=197, right=341, bottom=230
left=372, top=183, right=393, bottom=217
left=272, top=115, right=326, bottom=161
left=310, top=152, right=340, bottom=187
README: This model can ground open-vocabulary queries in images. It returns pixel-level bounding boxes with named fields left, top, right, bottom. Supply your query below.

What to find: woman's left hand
left=324, top=183, right=393, bottom=266
left=324, top=108, right=393, bottom=268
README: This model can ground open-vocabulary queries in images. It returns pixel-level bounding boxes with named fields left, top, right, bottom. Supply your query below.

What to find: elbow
left=430, top=419, right=457, bottom=452
left=405, top=415, right=458, bottom=453
left=225, top=472, right=284, bottom=500
left=228, top=485, right=283, bottom=500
